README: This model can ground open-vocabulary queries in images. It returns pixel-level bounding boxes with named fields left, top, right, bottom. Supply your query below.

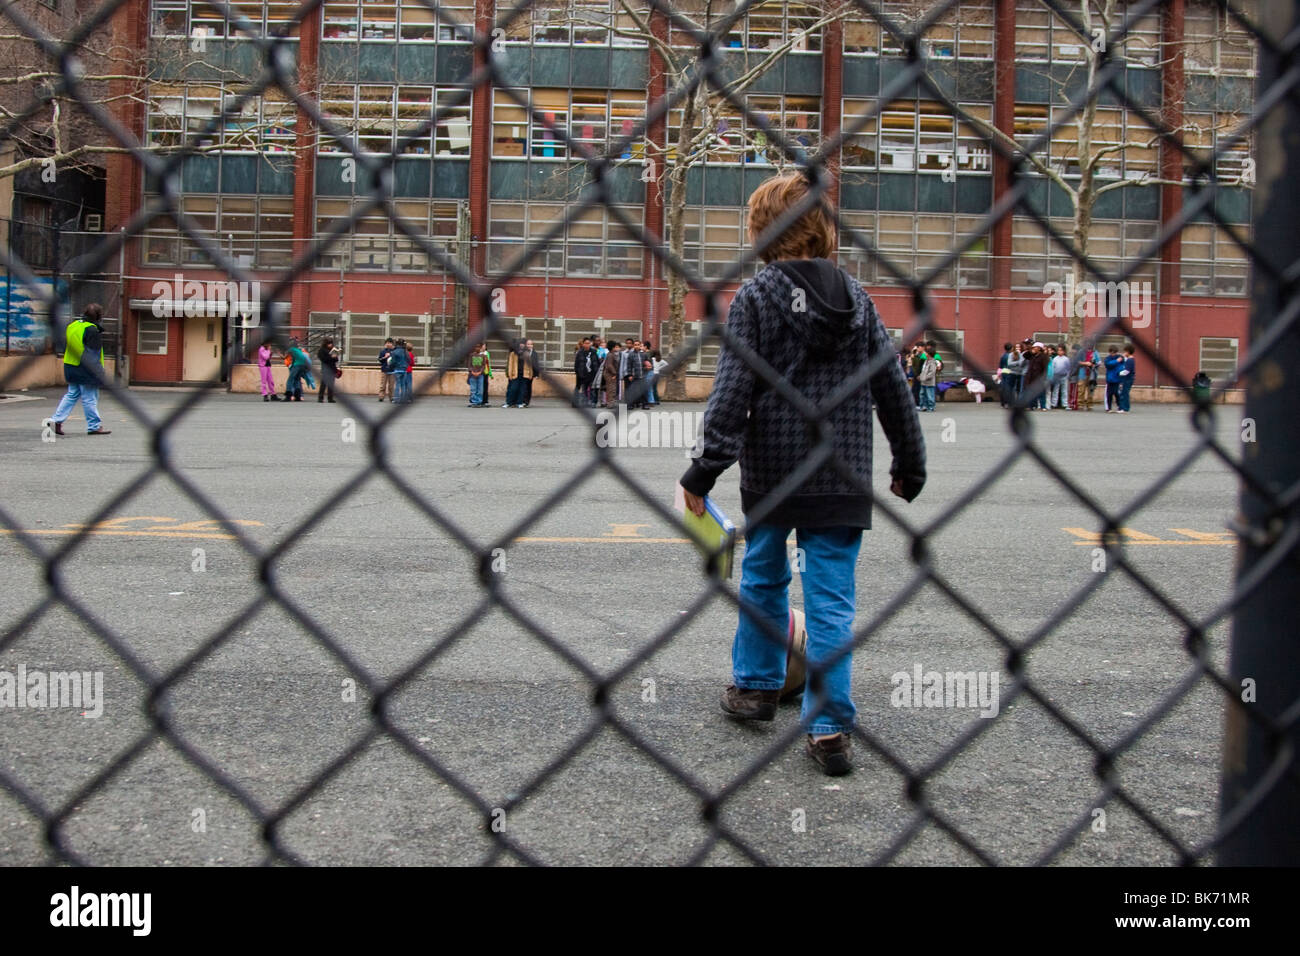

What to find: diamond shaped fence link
left=0, top=0, right=1296, bottom=865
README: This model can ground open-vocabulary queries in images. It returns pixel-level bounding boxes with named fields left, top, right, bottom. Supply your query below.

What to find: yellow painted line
left=514, top=536, right=692, bottom=544
left=1070, top=541, right=1231, bottom=546
left=0, top=529, right=244, bottom=540
left=1064, top=526, right=1234, bottom=546
left=0, top=516, right=264, bottom=542
left=1169, top=529, right=1236, bottom=544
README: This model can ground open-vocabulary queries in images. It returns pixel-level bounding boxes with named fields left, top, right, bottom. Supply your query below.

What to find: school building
left=93, top=1, right=1253, bottom=389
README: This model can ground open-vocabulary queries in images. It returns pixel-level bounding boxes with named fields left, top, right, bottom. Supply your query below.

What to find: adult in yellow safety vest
left=52, top=304, right=111, bottom=436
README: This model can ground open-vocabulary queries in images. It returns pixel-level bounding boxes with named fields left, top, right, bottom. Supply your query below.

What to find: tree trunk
left=1070, top=22, right=1101, bottom=346
left=660, top=88, right=698, bottom=401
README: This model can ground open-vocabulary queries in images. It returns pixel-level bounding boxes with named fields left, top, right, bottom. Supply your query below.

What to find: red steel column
left=106, top=0, right=149, bottom=369
left=467, top=0, right=494, bottom=331
left=290, top=5, right=321, bottom=335
left=1157, top=0, right=1186, bottom=386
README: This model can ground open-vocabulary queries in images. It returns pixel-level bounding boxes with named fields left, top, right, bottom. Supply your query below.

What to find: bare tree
left=513, top=0, right=854, bottom=398
left=0, top=7, right=309, bottom=183
left=956, top=0, right=1255, bottom=344
left=652, top=1, right=858, bottom=398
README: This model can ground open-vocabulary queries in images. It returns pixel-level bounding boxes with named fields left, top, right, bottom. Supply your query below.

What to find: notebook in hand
left=676, top=484, right=737, bottom=579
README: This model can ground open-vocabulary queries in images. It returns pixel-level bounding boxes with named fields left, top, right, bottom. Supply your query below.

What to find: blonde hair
left=746, top=172, right=837, bottom=263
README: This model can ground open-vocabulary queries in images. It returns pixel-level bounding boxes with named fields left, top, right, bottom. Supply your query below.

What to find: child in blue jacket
left=1103, top=345, right=1123, bottom=413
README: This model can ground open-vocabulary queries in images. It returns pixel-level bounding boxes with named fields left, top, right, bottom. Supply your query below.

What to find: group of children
left=573, top=337, right=667, bottom=409
left=905, top=341, right=945, bottom=411
left=997, top=340, right=1137, bottom=412
left=377, top=338, right=416, bottom=404
left=256, top=338, right=340, bottom=403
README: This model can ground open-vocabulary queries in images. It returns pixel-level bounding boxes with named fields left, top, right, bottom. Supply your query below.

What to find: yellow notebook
left=677, top=485, right=737, bottom=579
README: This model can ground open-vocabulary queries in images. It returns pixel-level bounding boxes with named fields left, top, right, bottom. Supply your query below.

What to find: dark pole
left=4, top=218, right=11, bottom=355
left=51, top=219, right=63, bottom=352
left=1218, top=0, right=1300, bottom=865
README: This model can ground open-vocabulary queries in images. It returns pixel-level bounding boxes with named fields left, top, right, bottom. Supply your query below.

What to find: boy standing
left=680, top=173, right=926, bottom=776
left=378, top=337, right=395, bottom=402
left=1117, top=344, right=1136, bottom=413
left=1048, top=345, right=1071, bottom=409
left=599, top=341, right=621, bottom=408
left=1103, top=344, right=1123, bottom=412
left=468, top=342, right=489, bottom=407
left=918, top=346, right=938, bottom=412
left=388, top=339, right=411, bottom=404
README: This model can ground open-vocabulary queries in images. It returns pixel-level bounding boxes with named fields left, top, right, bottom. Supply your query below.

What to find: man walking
left=51, top=304, right=111, bottom=436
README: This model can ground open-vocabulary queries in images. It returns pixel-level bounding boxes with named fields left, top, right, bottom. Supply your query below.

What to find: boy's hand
left=683, top=490, right=707, bottom=517
left=891, top=473, right=925, bottom=502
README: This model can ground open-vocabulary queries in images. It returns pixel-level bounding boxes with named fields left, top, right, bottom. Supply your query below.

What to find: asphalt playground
left=0, top=383, right=1246, bottom=865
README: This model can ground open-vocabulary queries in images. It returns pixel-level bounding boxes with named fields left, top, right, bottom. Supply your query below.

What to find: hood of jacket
left=768, top=258, right=860, bottom=350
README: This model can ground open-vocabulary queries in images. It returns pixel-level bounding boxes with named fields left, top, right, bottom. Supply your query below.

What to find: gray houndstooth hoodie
left=680, top=259, right=926, bottom=529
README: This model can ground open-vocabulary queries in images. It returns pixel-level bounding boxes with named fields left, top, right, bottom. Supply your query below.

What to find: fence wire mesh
left=0, top=0, right=1296, bottom=866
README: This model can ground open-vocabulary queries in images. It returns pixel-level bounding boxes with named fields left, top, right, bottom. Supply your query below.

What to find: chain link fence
left=0, top=0, right=1296, bottom=865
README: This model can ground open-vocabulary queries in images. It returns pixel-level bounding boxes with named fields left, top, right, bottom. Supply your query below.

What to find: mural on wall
left=2, top=277, right=64, bottom=354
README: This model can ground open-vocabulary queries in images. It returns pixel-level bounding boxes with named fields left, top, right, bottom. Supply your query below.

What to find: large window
left=1182, top=111, right=1254, bottom=183
left=844, top=0, right=993, bottom=59
left=1010, top=216, right=1158, bottom=292
left=488, top=202, right=643, bottom=277
left=314, top=199, right=462, bottom=272
left=683, top=206, right=748, bottom=280
left=669, top=1, right=822, bottom=52
left=1180, top=224, right=1249, bottom=297
left=142, top=196, right=294, bottom=269
left=1014, top=103, right=1158, bottom=181
left=492, top=89, right=645, bottom=159
left=839, top=211, right=990, bottom=289
left=667, top=94, right=819, bottom=164
left=1199, top=337, right=1240, bottom=383
left=151, top=1, right=301, bottom=38
left=842, top=99, right=991, bottom=174
left=321, top=1, right=473, bottom=41
left=1014, top=0, right=1159, bottom=65
left=1185, top=0, right=1257, bottom=75
left=147, top=84, right=296, bottom=152
left=137, top=318, right=169, bottom=355
left=319, top=85, right=471, bottom=156
left=498, top=0, right=649, bottom=46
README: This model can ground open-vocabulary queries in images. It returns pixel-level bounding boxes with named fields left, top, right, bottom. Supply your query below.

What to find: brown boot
left=807, top=734, right=853, bottom=776
left=720, top=685, right=779, bottom=721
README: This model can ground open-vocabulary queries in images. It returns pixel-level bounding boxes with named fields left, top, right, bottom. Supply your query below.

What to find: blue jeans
left=286, top=365, right=309, bottom=398
left=468, top=374, right=485, bottom=405
left=1048, top=379, right=1068, bottom=408
left=53, top=383, right=101, bottom=432
left=505, top=376, right=532, bottom=406
left=920, top=384, right=936, bottom=411
left=395, top=371, right=412, bottom=403
left=1118, top=379, right=1133, bottom=411
left=732, top=523, right=864, bottom=736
